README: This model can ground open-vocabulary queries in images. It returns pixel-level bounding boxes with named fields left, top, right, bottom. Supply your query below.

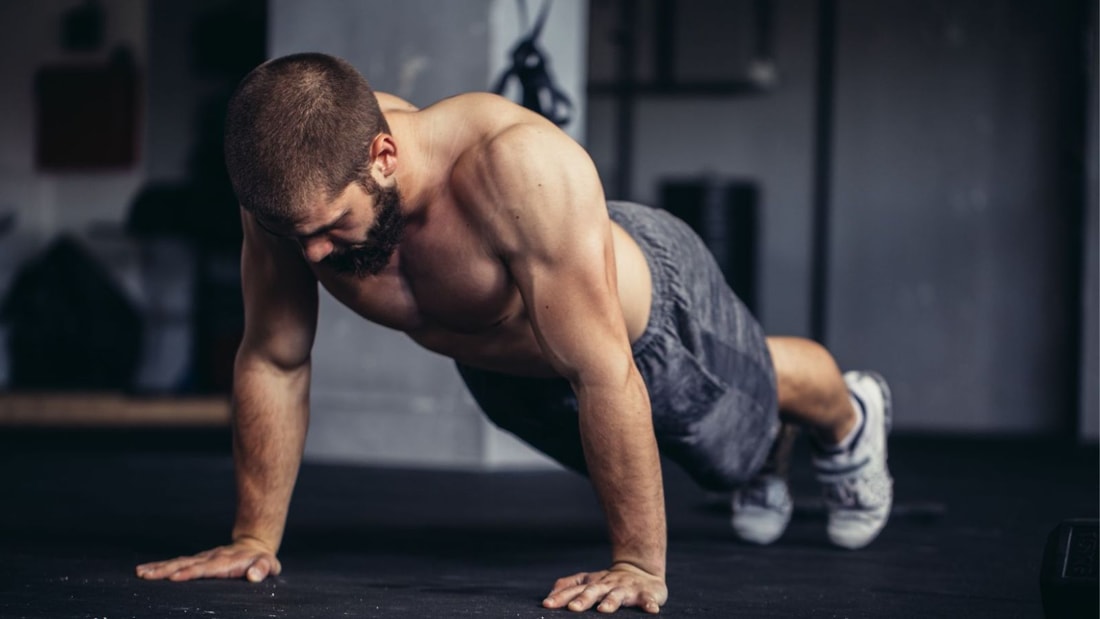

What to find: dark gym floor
left=0, top=429, right=1095, bottom=618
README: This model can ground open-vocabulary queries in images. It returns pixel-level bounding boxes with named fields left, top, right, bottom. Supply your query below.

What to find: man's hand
left=135, top=537, right=281, bottom=583
left=542, top=563, right=668, bottom=614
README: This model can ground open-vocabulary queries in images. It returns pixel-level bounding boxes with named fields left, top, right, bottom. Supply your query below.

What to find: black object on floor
left=0, top=434, right=1095, bottom=618
left=1040, top=518, right=1099, bottom=619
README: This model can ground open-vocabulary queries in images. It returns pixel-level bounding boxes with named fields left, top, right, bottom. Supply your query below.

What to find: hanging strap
left=492, top=0, right=574, bottom=127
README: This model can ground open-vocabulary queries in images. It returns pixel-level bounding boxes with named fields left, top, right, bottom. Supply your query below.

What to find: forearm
left=229, top=354, right=311, bottom=552
left=577, top=367, right=667, bottom=578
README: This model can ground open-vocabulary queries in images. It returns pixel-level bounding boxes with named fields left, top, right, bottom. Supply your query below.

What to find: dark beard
left=323, top=185, right=405, bottom=277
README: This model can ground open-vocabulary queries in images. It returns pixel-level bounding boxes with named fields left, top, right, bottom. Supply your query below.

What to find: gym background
left=0, top=0, right=1093, bottom=459
left=0, top=2, right=1095, bottom=618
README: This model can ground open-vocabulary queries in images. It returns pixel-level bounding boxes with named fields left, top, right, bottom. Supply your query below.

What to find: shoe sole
left=730, top=476, right=793, bottom=545
left=732, top=509, right=792, bottom=545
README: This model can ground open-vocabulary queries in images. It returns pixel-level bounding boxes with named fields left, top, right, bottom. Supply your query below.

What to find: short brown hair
left=224, top=52, right=390, bottom=223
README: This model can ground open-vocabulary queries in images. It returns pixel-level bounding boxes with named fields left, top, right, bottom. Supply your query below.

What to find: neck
left=387, top=112, right=447, bottom=218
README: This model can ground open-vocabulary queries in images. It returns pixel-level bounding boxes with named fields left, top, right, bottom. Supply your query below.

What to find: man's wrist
left=231, top=531, right=280, bottom=552
left=611, top=558, right=666, bottom=580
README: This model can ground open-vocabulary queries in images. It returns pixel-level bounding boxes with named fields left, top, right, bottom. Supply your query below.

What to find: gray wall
left=825, top=0, right=1082, bottom=433
left=275, top=0, right=1091, bottom=465
left=1, top=1, right=1089, bottom=443
left=587, top=0, right=820, bottom=336
left=270, top=0, right=586, bottom=467
left=588, top=0, right=1090, bottom=435
left=272, top=0, right=492, bottom=108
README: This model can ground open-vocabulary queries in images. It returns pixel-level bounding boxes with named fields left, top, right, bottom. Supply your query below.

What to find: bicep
left=239, top=210, right=319, bottom=371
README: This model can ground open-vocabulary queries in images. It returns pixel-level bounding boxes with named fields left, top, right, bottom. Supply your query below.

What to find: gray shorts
left=457, top=201, right=779, bottom=490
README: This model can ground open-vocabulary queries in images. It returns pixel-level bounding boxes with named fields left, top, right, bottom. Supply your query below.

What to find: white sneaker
left=813, top=371, right=894, bottom=549
left=730, top=473, right=793, bottom=545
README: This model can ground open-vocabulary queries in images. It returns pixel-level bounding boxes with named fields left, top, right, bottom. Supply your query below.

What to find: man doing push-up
left=136, top=53, right=893, bottom=614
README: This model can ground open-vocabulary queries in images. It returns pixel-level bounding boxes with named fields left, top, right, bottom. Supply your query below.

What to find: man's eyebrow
left=254, top=216, right=292, bottom=238
left=301, top=211, right=349, bottom=238
left=256, top=211, right=348, bottom=239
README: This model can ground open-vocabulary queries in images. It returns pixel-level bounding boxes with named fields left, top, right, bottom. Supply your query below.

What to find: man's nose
left=301, top=236, right=334, bottom=263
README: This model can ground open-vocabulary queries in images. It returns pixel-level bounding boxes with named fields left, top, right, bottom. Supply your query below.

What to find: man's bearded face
left=322, top=183, right=405, bottom=277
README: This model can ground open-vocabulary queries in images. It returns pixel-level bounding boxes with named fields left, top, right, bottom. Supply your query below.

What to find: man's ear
left=369, top=133, right=398, bottom=178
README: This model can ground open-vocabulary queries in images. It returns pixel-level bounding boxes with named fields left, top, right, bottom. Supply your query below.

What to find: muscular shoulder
left=448, top=92, right=585, bottom=188
left=448, top=110, right=604, bottom=259
left=377, top=90, right=521, bottom=118
left=428, top=91, right=529, bottom=122
left=452, top=120, right=578, bottom=210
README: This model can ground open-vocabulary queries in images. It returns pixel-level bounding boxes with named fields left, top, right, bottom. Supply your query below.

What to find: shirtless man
left=135, top=53, right=894, bottom=614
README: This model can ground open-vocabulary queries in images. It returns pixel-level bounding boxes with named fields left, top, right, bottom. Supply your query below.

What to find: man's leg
left=767, top=336, right=857, bottom=439
left=729, top=421, right=798, bottom=544
left=739, top=336, right=893, bottom=549
left=602, top=201, right=891, bottom=547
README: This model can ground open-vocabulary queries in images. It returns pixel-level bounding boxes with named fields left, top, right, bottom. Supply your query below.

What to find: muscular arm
left=456, top=119, right=667, bottom=614
left=137, top=211, right=318, bottom=582
left=231, top=211, right=319, bottom=552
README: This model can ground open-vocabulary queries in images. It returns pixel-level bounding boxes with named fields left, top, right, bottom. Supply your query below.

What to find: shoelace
left=825, top=478, right=863, bottom=508
left=825, top=474, right=889, bottom=510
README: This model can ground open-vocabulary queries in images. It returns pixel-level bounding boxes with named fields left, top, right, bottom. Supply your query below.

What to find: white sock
left=833, top=394, right=865, bottom=451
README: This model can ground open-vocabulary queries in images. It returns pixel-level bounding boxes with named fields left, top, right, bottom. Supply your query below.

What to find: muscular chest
left=313, top=207, right=520, bottom=336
